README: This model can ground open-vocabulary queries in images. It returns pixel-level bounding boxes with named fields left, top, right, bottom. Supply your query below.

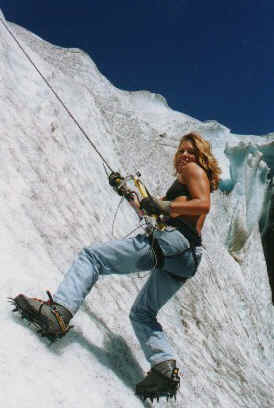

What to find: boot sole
left=136, top=389, right=178, bottom=403
left=136, top=370, right=180, bottom=402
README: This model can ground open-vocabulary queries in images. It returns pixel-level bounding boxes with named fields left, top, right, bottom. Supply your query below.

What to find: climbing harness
left=107, top=167, right=205, bottom=282
left=107, top=168, right=173, bottom=275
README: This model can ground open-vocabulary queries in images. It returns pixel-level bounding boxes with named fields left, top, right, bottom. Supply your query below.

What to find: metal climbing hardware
left=108, top=171, right=134, bottom=199
left=8, top=291, right=73, bottom=342
left=107, top=168, right=167, bottom=233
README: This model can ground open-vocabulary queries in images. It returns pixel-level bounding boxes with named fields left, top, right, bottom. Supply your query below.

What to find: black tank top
left=163, top=179, right=190, bottom=201
left=163, top=179, right=202, bottom=246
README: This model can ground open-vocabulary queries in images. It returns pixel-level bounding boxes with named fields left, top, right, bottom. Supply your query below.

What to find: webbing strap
left=50, top=309, right=70, bottom=334
left=148, top=234, right=165, bottom=269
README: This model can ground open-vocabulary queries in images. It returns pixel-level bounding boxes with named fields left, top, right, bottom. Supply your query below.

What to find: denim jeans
left=53, top=228, right=202, bottom=367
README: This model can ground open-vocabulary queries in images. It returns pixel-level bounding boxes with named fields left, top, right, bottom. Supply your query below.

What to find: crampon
left=135, top=360, right=180, bottom=403
left=8, top=290, right=73, bottom=342
left=137, top=389, right=179, bottom=403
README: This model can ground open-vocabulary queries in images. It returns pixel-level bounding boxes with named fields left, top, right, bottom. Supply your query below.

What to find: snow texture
left=0, top=9, right=274, bottom=408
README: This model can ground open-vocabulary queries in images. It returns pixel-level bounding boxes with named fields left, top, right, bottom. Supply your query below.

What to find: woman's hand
left=140, top=197, right=171, bottom=216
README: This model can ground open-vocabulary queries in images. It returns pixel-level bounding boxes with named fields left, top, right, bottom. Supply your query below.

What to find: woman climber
left=11, top=132, right=221, bottom=402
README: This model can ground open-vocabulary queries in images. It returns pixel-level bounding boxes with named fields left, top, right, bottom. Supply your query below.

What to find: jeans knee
left=81, top=246, right=94, bottom=260
left=129, top=303, right=154, bottom=324
left=81, top=247, right=100, bottom=267
left=129, top=304, right=146, bottom=324
left=130, top=304, right=163, bottom=335
left=129, top=305, right=138, bottom=323
left=77, top=247, right=101, bottom=282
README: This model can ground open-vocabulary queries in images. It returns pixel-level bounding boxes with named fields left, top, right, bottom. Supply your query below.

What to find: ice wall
left=1, top=10, right=274, bottom=408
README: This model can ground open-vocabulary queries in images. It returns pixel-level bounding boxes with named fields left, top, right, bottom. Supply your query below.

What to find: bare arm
left=170, top=163, right=210, bottom=217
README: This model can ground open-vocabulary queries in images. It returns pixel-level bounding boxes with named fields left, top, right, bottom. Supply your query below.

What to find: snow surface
left=1, top=9, right=274, bottom=408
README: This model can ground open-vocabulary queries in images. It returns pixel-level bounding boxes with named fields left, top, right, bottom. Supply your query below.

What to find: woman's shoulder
left=182, top=161, right=206, bottom=177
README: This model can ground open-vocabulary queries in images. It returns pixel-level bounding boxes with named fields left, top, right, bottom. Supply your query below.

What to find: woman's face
left=175, top=139, right=196, bottom=173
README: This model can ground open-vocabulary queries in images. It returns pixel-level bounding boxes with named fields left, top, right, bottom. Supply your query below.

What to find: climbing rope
left=0, top=16, right=113, bottom=173
left=1, top=17, right=200, bottom=283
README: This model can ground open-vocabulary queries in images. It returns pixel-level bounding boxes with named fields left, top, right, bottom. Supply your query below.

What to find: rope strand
left=0, top=16, right=113, bottom=173
left=1, top=16, right=158, bottom=277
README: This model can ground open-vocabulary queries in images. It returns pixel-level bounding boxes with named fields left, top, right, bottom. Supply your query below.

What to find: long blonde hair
left=174, top=132, right=221, bottom=192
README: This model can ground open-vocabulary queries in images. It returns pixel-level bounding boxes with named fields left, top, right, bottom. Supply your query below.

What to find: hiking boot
left=9, top=290, right=73, bottom=341
left=135, top=359, right=180, bottom=402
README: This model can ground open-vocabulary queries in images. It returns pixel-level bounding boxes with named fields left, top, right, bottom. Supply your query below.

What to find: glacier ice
left=0, top=10, right=274, bottom=408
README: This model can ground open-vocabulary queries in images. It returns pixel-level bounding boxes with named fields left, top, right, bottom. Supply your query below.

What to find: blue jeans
left=53, top=229, right=202, bottom=367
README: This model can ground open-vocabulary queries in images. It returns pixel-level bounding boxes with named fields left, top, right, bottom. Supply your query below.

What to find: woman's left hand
left=140, top=197, right=171, bottom=216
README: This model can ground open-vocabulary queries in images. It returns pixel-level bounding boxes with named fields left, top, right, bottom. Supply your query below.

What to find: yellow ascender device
left=133, top=174, right=166, bottom=231
left=107, top=168, right=166, bottom=231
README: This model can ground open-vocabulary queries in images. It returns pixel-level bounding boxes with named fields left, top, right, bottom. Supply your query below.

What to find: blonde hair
left=174, top=132, right=221, bottom=192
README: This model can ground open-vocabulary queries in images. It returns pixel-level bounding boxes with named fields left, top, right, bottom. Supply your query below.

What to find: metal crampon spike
left=8, top=301, right=17, bottom=308
left=139, top=390, right=177, bottom=404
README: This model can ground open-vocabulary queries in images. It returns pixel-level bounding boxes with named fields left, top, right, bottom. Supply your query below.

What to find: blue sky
left=2, top=0, right=274, bottom=135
